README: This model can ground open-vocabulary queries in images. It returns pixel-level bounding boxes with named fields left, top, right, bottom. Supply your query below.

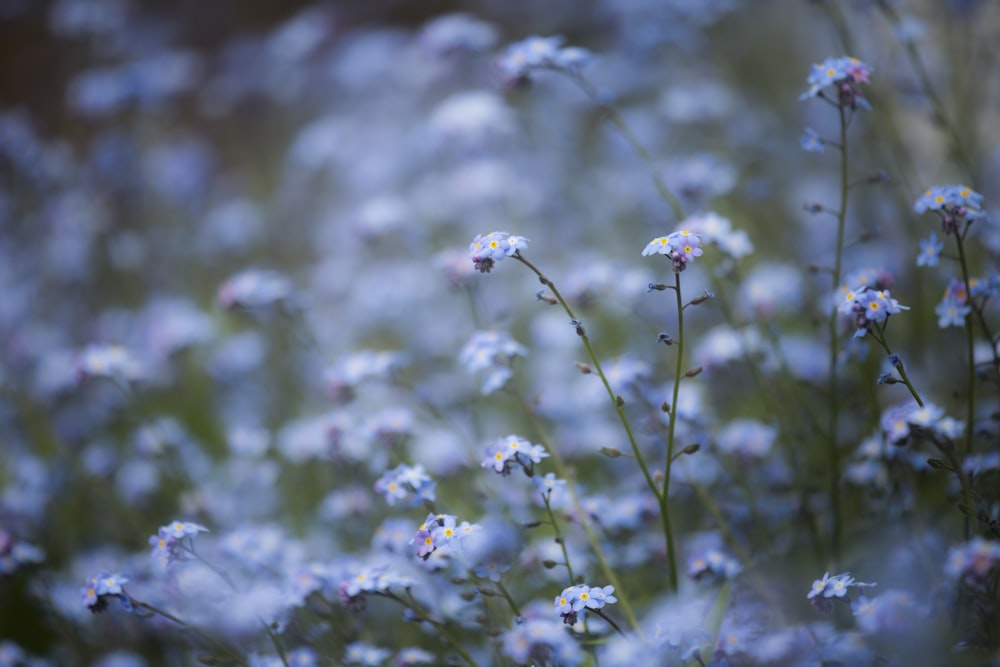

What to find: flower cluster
left=0, top=531, right=44, bottom=575
left=554, top=584, right=617, bottom=625
left=807, top=571, right=876, bottom=613
left=148, top=520, right=209, bottom=565
left=76, top=343, right=142, bottom=383
left=934, top=274, right=999, bottom=329
left=914, top=184, right=985, bottom=235
left=836, top=286, right=909, bottom=337
left=686, top=548, right=742, bottom=581
left=217, top=268, right=293, bottom=310
left=681, top=212, right=753, bottom=259
left=799, top=56, right=873, bottom=109
left=338, top=564, right=415, bottom=612
left=481, top=434, right=549, bottom=477
left=495, top=35, right=592, bottom=82
left=81, top=572, right=132, bottom=614
left=373, top=463, right=437, bottom=507
left=641, top=230, right=704, bottom=272
left=880, top=401, right=963, bottom=446
left=944, top=538, right=1000, bottom=582
left=459, top=330, right=528, bottom=394
left=411, top=513, right=480, bottom=561
left=468, top=231, right=529, bottom=273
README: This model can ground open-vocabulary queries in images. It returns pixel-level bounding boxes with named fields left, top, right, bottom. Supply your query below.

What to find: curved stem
left=380, top=591, right=481, bottom=667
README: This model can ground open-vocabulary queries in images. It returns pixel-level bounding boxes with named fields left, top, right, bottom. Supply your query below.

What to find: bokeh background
left=1, top=0, right=999, bottom=664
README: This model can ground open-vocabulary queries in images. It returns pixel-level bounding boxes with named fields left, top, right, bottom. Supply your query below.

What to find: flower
left=935, top=294, right=970, bottom=328
left=838, top=286, right=909, bottom=337
left=496, top=35, right=593, bottom=82
left=374, top=464, right=437, bottom=506
left=81, top=572, right=131, bottom=614
left=800, top=56, right=873, bottom=109
left=459, top=330, right=528, bottom=394
left=916, top=233, right=943, bottom=267
left=554, top=584, right=617, bottom=624
left=642, top=230, right=704, bottom=272
left=468, top=231, right=528, bottom=273
left=481, top=434, right=548, bottom=476
left=800, top=127, right=824, bottom=153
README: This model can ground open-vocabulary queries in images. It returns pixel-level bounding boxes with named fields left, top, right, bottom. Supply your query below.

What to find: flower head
left=800, top=56, right=873, bottom=109
left=468, top=231, right=528, bottom=273
left=496, top=35, right=593, bottom=82
left=642, top=230, right=704, bottom=272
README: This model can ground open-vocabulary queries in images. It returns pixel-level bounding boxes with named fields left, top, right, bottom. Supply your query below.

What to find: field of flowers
left=2, top=0, right=999, bottom=665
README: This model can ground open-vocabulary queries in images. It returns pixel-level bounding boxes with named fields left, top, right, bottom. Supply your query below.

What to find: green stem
left=567, top=72, right=685, bottom=222
left=543, top=492, right=576, bottom=584
left=869, top=326, right=924, bottom=406
left=657, top=272, right=685, bottom=592
left=515, top=390, right=642, bottom=635
left=826, top=104, right=850, bottom=563
left=953, top=233, right=979, bottom=458
left=495, top=580, right=522, bottom=618
left=514, top=252, right=667, bottom=557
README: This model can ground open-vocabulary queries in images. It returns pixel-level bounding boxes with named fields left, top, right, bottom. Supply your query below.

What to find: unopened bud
left=535, top=289, right=557, bottom=305
left=523, top=520, right=543, bottom=529
left=575, top=362, right=592, bottom=374
left=653, top=470, right=664, bottom=484
left=647, top=283, right=668, bottom=292
left=684, top=366, right=703, bottom=378
left=542, top=560, right=558, bottom=569
left=600, top=447, right=622, bottom=458
left=657, top=333, right=673, bottom=345
left=804, top=202, right=825, bottom=214
left=615, top=395, right=625, bottom=407
left=682, top=443, right=700, bottom=455
left=689, top=291, right=714, bottom=306
left=661, top=402, right=670, bottom=413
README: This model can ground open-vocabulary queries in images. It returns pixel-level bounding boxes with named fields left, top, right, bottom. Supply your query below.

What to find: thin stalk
left=657, top=272, right=686, bottom=592
left=826, top=104, right=850, bottom=563
left=543, top=492, right=576, bottom=584
left=495, top=580, right=522, bottom=618
left=515, top=390, right=642, bottom=635
left=868, top=326, right=924, bottom=406
left=953, top=233, right=980, bottom=458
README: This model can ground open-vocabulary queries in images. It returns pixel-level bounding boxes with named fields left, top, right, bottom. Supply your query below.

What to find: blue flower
left=916, top=233, right=943, bottom=267
left=799, top=56, right=873, bottom=107
left=935, top=294, right=970, bottom=328
left=468, top=231, right=529, bottom=273
left=642, top=229, right=705, bottom=272
left=800, top=127, right=825, bottom=153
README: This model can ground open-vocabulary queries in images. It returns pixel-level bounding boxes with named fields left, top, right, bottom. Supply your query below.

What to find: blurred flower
left=76, top=343, right=142, bottom=383
left=916, top=233, right=943, bottom=267
left=459, top=330, right=527, bottom=394
left=496, top=35, right=592, bottom=82
left=800, top=127, right=825, bottom=153
left=218, top=269, right=293, bottom=310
